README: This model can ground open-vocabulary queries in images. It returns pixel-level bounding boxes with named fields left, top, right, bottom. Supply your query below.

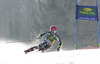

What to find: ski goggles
left=51, top=31, right=57, bottom=34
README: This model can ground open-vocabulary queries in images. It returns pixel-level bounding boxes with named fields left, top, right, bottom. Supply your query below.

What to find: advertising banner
left=76, top=5, right=98, bottom=21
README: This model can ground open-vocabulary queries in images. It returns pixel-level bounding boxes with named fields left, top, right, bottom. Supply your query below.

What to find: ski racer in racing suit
left=24, top=25, right=63, bottom=54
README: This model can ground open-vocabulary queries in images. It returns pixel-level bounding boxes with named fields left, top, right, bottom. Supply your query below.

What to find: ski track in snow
left=0, top=40, right=100, bottom=64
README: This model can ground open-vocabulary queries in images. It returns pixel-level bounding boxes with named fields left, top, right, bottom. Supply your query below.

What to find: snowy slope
left=0, top=40, right=100, bottom=64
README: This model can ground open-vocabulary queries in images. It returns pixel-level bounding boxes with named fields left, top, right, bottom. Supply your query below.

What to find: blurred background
left=0, top=0, right=100, bottom=50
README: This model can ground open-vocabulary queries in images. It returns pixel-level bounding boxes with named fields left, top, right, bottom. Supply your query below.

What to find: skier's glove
left=37, top=36, right=41, bottom=39
left=57, top=43, right=63, bottom=51
left=37, top=34, right=41, bottom=39
left=57, top=47, right=60, bottom=51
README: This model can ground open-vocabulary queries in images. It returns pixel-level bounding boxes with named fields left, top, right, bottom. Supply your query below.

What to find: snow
left=0, top=40, right=100, bottom=64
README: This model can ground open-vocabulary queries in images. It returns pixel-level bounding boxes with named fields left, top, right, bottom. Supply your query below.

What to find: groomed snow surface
left=0, top=40, right=100, bottom=64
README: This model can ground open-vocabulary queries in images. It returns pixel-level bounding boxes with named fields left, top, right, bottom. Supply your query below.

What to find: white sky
left=0, top=40, right=100, bottom=64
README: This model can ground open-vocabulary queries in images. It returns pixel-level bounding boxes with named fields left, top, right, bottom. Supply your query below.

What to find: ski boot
left=24, top=50, right=29, bottom=54
left=24, top=46, right=38, bottom=54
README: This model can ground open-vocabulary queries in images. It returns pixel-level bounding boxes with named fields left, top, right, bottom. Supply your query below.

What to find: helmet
left=50, top=25, right=57, bottom=31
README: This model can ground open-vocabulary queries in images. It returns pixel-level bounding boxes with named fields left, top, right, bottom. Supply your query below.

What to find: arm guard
left=56, top=35, right=63, bottom=51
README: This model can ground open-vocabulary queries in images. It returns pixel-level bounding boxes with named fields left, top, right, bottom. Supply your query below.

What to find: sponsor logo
left=83, top=8, right=92, bottom=11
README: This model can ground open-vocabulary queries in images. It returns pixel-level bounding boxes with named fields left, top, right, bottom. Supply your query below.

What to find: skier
left=24, top=25, right=63, bottom=54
